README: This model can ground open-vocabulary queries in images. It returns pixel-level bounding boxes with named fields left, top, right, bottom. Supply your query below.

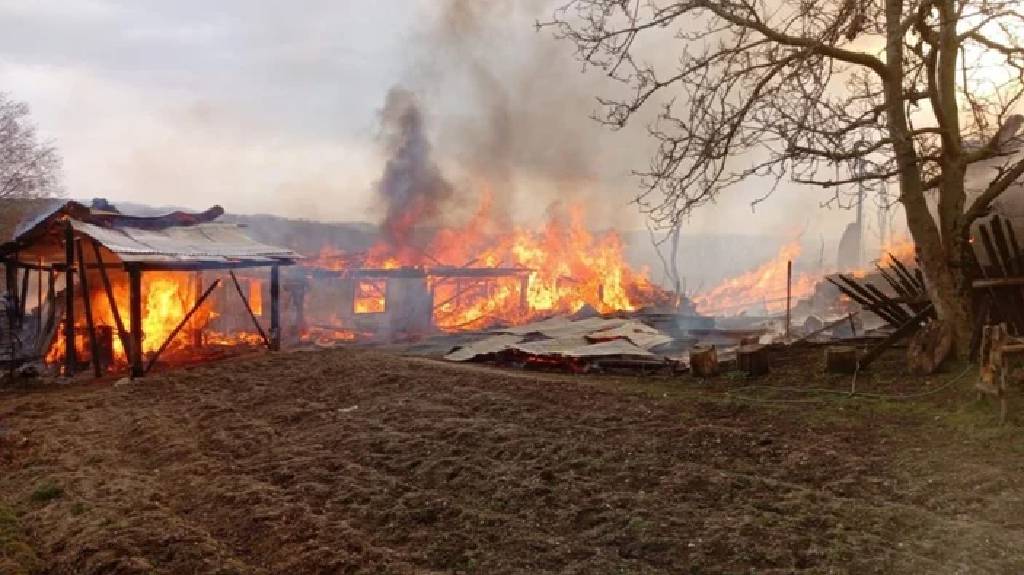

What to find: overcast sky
left=0, top=0, right=881, bottom=248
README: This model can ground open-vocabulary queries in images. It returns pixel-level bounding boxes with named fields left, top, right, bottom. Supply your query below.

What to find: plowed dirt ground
left=2, top=346, right=1024, bottom=574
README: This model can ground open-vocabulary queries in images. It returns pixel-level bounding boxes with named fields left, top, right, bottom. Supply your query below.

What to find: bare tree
left=0, top=92, right=62, bottom=200
left=544, top=0, right=1024, bottom=354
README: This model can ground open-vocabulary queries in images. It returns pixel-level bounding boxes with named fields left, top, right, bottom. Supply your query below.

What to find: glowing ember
left=693, top=240, right=817, bottom=316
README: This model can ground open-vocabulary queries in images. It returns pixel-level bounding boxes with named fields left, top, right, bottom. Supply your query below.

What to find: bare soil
left=2, top=345, right=1024, bottom=574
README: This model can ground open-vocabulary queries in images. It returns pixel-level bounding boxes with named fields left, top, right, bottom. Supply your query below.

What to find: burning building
left=0, top=200, right=300, bottom=377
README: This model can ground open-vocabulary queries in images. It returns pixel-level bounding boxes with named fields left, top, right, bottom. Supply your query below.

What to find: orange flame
left=693, top=240, right=817, bottom=316
left=46, top=271, right=264, bottom=371
left=307, top=193, right=669, bottom=332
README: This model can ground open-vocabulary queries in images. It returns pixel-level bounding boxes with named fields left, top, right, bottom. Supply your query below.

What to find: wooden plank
left=979, top=224, right=1007, bottom=276
left=136, top=259, right=296, bottom=272
left=270, top=265, right=280, bottom=351
left=18, top=265, right=29, bottom=321
left=973, top=277, right=1024, bottom=289
left=129, top=265, right=143, bottom=378
left=64, top=222, right=77, bottom=376
left=76, top=239, right=102, bottom=378
left=889, top=254, right=925, bottom=292
left=827, top=276, right=901, bottom=326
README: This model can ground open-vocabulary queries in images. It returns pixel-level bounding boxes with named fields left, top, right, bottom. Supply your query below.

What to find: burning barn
left=0, top=200, right=300, bottom=377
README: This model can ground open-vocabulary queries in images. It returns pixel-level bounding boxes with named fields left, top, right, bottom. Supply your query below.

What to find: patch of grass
left=0, top=504, right=40, bottom=575
left=29, top=481, right=63, bottom=504
left=70, top=502, right=87, bottom=516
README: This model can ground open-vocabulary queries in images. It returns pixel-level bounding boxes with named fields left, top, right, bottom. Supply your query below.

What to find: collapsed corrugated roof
left=445, top=316, right=673, bottom=362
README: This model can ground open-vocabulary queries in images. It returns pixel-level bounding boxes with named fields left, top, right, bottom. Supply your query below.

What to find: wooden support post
left=64, top=223, right=77, bottom=376
left=18, top=264, right=29, bottom=322
left=128, top=265, right=143, bottom=378
left=4, top=256, right=16, bottom=321
left=46, top=268, right=55, bottom=332
left=91, top=240, right=130, bottom=359
left=76, top=240, right=102, bottom=378
left=228, top=270, right=271, bottom=349
left=785, top=260, right=792, bottom=340
left=294, top=280, right=306, bottom=335
left=145, top=279, right=221, bottom=374
left=36, top=258, right=42, bottom=329
left=270, top=265, right=281, bottom=351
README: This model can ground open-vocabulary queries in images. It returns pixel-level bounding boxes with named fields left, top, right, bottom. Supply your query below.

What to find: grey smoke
left=376, top=87, right=454, bottom=248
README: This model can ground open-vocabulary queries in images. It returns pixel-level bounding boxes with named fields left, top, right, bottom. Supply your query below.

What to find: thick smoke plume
left=375, top=87, right=454, bottom=250
left=376, top=0, right=654, bottom=232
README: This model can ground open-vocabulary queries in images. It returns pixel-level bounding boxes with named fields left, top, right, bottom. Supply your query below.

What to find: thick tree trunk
left=911, top=212, right=975, bottom=359
left=883, top=0, right=974, bottom=359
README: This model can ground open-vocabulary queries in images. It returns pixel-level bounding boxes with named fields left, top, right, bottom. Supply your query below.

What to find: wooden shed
left=0, top=200, right=300, bottom=377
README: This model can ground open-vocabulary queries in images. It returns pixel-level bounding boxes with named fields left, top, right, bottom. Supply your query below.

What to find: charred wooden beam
left=76, top=239, right=102, bottom=378
left=4, top=256, right=16, bottom=321
left=64, top=222, right=77, bottom=376
left=974, top=277, right=1024, bottom=289
left=990, top=215, right=1018, bottom=276
left=862, top=283, right=911, bottom=323
left=270, top=265, right=281, bottom=351
left=889, top=254, right=925, bottom=292
left=18, top=264, right=29, bottom=322
left=128, top=265, right=143, bottom=378
left=136, top=259, right=296, bottom=273
left=828, top=275, right=902, bottom=326
left=46, top=268, right=55, bottom=335
left=875, top=264, right=912, bottom=301
left=1008, top=223, right=1024, bottom=273
left=35, top=260, right=42, bottom=330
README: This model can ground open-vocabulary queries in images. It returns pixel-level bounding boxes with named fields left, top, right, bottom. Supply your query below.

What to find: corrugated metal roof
left=71, top=220, right=300, bottom=264
left=446, top=316, right=672, bottom=362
